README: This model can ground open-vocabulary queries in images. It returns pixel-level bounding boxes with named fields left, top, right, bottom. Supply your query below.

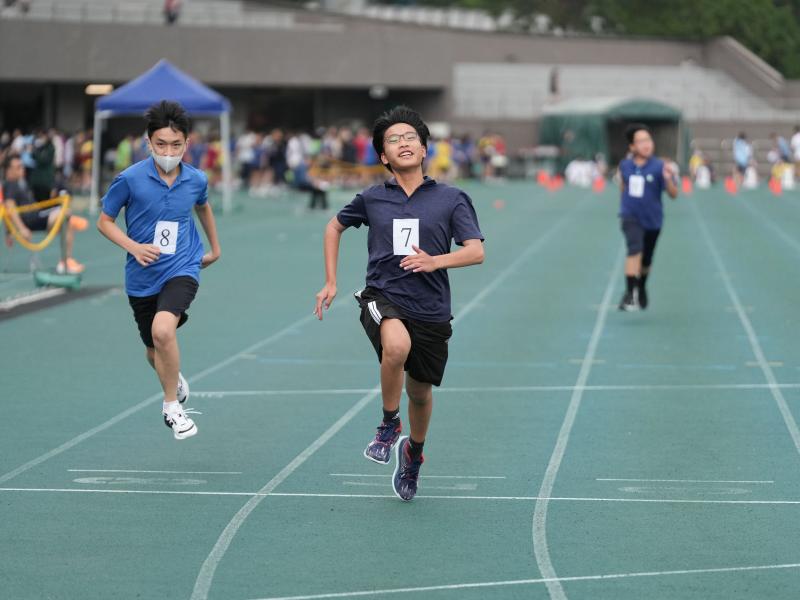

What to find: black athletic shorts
left=621, top=218, right=660, bottom=266
left=355, top=287, right=452, bottom=387
left=21, top=207, right=56, bottom=232
left=128, top=276, right=198, bottom=348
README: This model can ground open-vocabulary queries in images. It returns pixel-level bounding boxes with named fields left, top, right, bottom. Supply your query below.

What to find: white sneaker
left=177, top=372, right=189, bottom=404
left=163, top=408, right=198, bottom=440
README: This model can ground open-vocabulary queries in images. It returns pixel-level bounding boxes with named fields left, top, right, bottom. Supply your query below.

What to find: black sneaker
left=392, top=436, right=423, bottom=502
left=364, top=419, right=402, bottom=464
left=638, top=283, right=648, bottom=310
left=618, top=290, right=640, bottom=312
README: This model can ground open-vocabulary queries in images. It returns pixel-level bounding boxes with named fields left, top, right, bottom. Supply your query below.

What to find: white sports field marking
left=341, top=481, right=479, bottom=492
left=746, top=361, right=784, bottom=368
left=0, top=287, right=66, bottom=311
left=73, top=476, right=207, bottom=486
left=7, top=488, right=800, bottom=505
left=619, top=485, right=751, bottom=496
left=0, top=312, right=319, bottom=486
left=533, top=245, right=624, bottom=600
left=246, top=562, right=800, bottom=600
left=693, top=202, right=800, bottom=459
left=192, top=382, right=800, bottom=398
left=736, top=193, right=800, bottom=255
left=68, top=469, right=242, bottom=475
left=190, top=199, right=592, bottom=600
left=189, top=387, right=381, bottom=600
left=243, top=562, right=800, bottom=600
left=597, top=478, right=774, bottom=484
left=330, top=473, right=506, bottom=479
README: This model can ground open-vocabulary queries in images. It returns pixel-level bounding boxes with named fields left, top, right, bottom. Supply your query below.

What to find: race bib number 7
left=628, top=174, right=645, bottom=198
left=154, top=220, right=178, bottom=254
left=393, top=218, right=419, bottom=256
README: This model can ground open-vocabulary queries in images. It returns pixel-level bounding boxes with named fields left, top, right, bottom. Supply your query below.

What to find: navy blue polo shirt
left=619, top=157, right=666, bottom=230
left=337, top=176, right=483, bottom=322
left=102, top=157, right=208, bottom=297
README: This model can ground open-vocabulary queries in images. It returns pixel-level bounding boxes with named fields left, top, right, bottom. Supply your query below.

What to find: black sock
left=626, top=275, right=638, bottom=295
left=408, top=437, right=424, bottom=461
left=639, top=273, right=648, bottom=288
left=383, top=408, right=400, bottom=424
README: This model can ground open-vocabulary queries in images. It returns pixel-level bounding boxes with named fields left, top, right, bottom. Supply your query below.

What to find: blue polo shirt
left=619, top=157, right=666, bottom=230
left=102, top=157, right=208, bottom=297
left=337, top=177, right=483, bottom=322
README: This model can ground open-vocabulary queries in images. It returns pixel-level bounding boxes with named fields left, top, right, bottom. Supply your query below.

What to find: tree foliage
left=387, top=0, right=800, bottom=77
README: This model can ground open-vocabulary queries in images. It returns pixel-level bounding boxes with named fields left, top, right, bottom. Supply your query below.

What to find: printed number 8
left=160, top=229, right=171, bottom=247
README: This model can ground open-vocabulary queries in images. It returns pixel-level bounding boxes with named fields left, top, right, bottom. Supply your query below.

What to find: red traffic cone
left=592, top=177, right=606, bottom=193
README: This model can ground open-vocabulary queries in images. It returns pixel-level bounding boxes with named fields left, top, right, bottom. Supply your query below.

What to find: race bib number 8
left=154, top=220, right=178, bottom=255
left=628, top=174, right=645, bottom=198
left=393, top=218, right=419, bottom=256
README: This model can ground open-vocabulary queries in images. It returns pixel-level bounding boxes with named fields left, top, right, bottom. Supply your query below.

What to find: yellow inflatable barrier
left=0, top=194, right=71, bottom=252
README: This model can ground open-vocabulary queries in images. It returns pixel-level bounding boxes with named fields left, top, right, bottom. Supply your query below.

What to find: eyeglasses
left=384, top=131, right=419, bottom=144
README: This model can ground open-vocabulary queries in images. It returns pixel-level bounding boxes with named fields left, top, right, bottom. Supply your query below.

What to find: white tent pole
left=89, top=111, right=108, bottom=216
left=220, top=111, right=233, bottom=214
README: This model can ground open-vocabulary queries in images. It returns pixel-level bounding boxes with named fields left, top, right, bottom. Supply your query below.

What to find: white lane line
left=189, top=387, right=381, bottom=600
left=8, top=488, right=800, bottom=505
left=341, top=481, right=479, bottom=492
left=243, top=562, right=800, bottom=600
left=191, top=382, right=800, bottom=398
left=68, top=469, right=242, bottom=475
left=0, top=287, right=66, bottom=311
left=597, top=478, right=774, bottom=484
left=736, top=194, right=800, bottom=255
left=533, top=245, right=624, bottom=600
left=0, top=312, right=318, bottom=486
left=330, top=473, right=506, bottom=479
left=190, top=198, right=592, bottom=600
left=693, top=202, right=800, bottom=458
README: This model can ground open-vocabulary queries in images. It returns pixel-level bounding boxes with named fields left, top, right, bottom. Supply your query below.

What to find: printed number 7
left=402, top=227, right=412, bottom=247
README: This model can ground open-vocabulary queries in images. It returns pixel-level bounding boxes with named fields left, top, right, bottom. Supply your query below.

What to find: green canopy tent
left=539, top=97, right=690, bottom=173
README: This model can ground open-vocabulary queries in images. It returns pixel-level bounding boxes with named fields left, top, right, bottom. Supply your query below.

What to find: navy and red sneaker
left=392, top=436, right=424, bottom=502
left=363, top=419, right=402, bottom=464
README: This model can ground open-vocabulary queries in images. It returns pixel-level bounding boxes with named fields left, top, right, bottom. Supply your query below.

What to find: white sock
left=163, top=400, right=180, bottom=414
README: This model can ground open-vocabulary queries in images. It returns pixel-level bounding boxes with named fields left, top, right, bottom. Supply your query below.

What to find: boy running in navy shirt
left=314, top=106, right=484, bottom=501
left=618, top=124, right=678, bottom=311
left=98, top=101, right=221, bottom=440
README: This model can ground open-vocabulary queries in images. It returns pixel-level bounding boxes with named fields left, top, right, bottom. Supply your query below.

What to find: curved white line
left=533, top=246, right=623, bottom=599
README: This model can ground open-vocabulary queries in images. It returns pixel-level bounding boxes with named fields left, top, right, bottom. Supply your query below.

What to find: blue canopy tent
left=90, top=60, right=233, bottom=214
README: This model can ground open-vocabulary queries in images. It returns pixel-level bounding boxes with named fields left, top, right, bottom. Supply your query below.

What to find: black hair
left=2, top=153, right=22, bottom=173
left=372, top=105, right=430, bottom=172
left=144, top=100, right=190, bottom=139
left=625, top=123, right=652, bottom=145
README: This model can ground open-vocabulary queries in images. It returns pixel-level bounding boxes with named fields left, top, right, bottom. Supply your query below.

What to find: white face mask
left=151, top=148, right=184, bottom=173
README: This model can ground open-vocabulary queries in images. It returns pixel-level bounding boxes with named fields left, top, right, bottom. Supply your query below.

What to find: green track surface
left=2, top=183, right=799, bottom=599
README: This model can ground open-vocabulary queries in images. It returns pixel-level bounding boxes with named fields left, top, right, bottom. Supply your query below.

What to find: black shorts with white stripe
left=354, top=287, right=452, bottom=386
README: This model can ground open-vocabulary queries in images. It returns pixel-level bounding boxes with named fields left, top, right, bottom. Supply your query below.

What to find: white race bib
left=154, top=220, right=178, bottom=255
left=628, top=174, right=645, bottom=198
left=393, top=218, right=419, bottom=256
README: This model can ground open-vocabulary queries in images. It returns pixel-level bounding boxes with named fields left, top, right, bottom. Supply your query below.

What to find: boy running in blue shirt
left=314, top=106, right=484, bottom=501
left=618, top=124, right=678, bottom=311
left=97, top=101, right=221, bottom=440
